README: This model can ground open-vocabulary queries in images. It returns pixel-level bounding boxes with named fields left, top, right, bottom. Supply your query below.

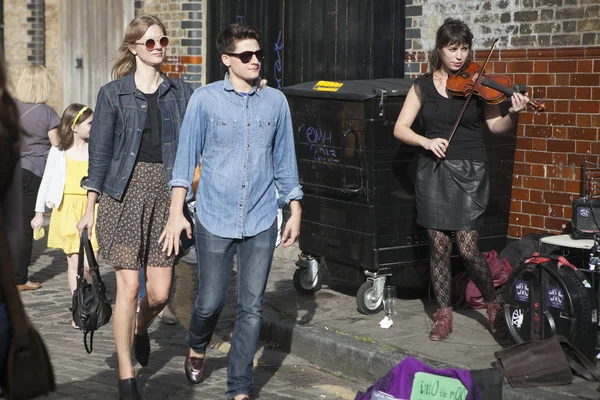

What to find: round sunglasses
left=225, top=50, right=265, bottom=63
left=134, top=36, right=169, bottom=51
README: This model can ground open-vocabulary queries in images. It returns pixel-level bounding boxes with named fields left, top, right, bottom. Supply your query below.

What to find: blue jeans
left=187, top=219, right=277, bottom=399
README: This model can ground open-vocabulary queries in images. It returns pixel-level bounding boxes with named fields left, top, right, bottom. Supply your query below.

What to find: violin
left=446, top=60, right=546, bottom=112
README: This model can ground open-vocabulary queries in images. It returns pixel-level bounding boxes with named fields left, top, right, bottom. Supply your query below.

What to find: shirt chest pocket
left=208, top=119, right=238, bottom=149
left=256, top=119, right=275, bottom=148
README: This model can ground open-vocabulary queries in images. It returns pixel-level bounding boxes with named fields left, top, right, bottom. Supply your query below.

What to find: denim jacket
left=82, top=71, right=193, bottom=200
left=170, top=74, right=303, bottom=239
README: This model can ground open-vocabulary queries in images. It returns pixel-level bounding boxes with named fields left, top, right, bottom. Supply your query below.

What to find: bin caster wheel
left=356, top=280, right=383, bottom=315
left=293, top=268, right=322, bottom=294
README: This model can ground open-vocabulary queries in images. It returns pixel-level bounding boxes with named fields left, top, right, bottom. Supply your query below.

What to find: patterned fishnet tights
left=427, top=229, right=497, bottom=308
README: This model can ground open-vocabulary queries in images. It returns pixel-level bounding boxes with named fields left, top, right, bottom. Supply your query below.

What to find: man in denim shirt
left=161, top=23, right=303, bottom=400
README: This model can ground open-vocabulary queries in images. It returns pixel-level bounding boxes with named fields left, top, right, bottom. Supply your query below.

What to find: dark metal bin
left=283, top=79, right=516, bottom=314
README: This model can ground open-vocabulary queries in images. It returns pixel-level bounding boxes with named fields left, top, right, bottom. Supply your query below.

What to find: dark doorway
left=206, top=0, right=406, bottom=88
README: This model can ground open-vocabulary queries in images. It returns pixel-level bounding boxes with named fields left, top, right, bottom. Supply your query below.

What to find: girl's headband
left=73, top=106, right=89, bottom=125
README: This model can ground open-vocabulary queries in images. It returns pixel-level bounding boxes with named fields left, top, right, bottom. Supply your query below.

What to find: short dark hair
left=216, top=23, right=261, bottom=54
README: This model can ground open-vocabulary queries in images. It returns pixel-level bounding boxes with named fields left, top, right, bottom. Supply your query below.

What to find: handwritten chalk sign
left=313, top=80, right=343, bottom=92
left=410, top=373, right=468, bottom=400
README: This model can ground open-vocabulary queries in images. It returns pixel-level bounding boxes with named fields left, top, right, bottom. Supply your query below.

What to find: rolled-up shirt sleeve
left=81, top=86, right=116, bottom=194
left=169, top=89, right=205, bottom=202
left=273, top=95, right=303, bottom=209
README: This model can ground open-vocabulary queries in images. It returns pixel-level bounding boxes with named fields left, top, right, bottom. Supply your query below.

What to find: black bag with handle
left=71, top=229, right=112, bottom=353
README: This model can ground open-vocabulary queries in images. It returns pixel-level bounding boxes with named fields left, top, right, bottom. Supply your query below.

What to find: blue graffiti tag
left=306, top=126, right=339, bottom=163
left=273, top=30, right=283, bottom=89
left=236, top=15, right=245, bottom=23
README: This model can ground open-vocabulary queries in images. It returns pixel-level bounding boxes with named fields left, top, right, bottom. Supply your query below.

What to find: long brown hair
left=112, top=15, right=167, bottom=79
left=0, top=55, right=23, bottom=199
left=57, top=103, right=93, bottom=150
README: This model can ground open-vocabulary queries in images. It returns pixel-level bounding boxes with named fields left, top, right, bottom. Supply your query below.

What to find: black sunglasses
left=134, top=36, right=169, bottom=51
left=225, top=50, right=265, bottom=63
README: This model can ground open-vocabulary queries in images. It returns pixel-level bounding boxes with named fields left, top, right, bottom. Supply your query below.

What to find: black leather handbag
left=71, top=229, right=112, bottom=353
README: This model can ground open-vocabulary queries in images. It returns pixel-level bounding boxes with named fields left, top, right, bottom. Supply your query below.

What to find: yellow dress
left=46, top=154, right=99, bottom=254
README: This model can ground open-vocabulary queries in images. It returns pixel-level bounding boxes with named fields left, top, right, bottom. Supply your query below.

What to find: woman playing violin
left=394, top=18, right=529, bottom=341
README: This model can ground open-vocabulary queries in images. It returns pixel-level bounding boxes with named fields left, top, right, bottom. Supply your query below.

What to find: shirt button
left=136, top=129, right=141, bottom=132
left=130, top=152, right=135, bottom=156
left=141, top=105, right=146, bottom=109
left=247, top=144, right=250, bottom=148
left=247, top=123, right=250, bottom=127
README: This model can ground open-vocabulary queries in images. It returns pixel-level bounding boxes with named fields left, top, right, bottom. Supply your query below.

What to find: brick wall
left=3, top=0, right=30, bottom=90
left=405, top=0, right=600, bottom=238
left=136, top=0, right=204, bottom=89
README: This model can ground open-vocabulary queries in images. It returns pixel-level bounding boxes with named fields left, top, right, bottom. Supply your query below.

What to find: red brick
left=531, top=164, right=545, bottom=176
left=555, top=48, right=585, bottom=59
left=552, top=127, right=568, bottom=138
left=523, top=226, right=550, bottom=236
left=518, top=113, right=534, bottom=125
left=565, top=180, right=582, bottom=194
left=508, top=225, right=522, bottom=238
left=595, top=60, right=600, bottom=73
left=530, top=190, right=543, bottom=203
left=571, top=74, right=600, bottom=86
left=555, top=101, right=569, bottom=112
left=531, top=215, right=545, bottom=229
left=548, top=205, right=564, bottom=218
left=513, top=162, right=531, bottom=175
left=493, top=61, right=507, bottom=73
left=576, top=141, right=591, bottom=154
left=511, top=188, right=530, bottom=201
left=545, top=217, right=569, bottom=231
left=507, top=61, right=535, bottom=73
left=548, top=60, right=577, bottom=73
left=567, top=127, right=597, bottom=140
left=577, top=114, right=592, bottom=127
left=570, top=100, right=600, bottom=114
left=532, top=139, right=546, bottom=151
left=592, top=141, right=600, bottom=155
left=568, top=153, right=598, bottom=167
left=592, top=116, right=600, bottom=127
left=532, top=87, right=546, bottom=100
left=510, top=213, right=531, bottom=226
left=533, top=61, right=548, bottom=73
left=592, top=88, right=600, bottom=100
left=528, top=74, right=554, bottom=86
left=514, top=74, right=528, bottom=86
left=525, top=125, right=553, bottom=137
left=515, top=137, right=533, bottom=150
left=532, top=113, right=548, bottom=125
left=180, top=56, right=203, bottom=64
left=510, top=201, right=522, bottom=212
left=522, top=176, right=551, bottom=190
left=514, top=150, right=526, bottom=162
left=546, top=87, right=576, bottom=99
left=576, top=87, right=592, bottom=99
left=527, top=49, right=555, bottom=59
left=552, top=153, right=568, bottom=166
left=547, top=139, right=575, bottom=152
left=556, top=74, right=570, bottom=85
left=544, top=191, right=573, bottom=205
left=523, top=201, right=547, bottom=214
left=548, top=114, right=576, bottom=126
left=551, top=179, right=566, bottom=192
left=578, top=60, right=594, bottom=73
left=512, top=175, right=523, bottom=187
left=564, top=207, right=573, bottom=220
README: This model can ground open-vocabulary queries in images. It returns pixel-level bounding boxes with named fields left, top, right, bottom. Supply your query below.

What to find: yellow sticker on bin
left=410, top=372, right=467, bottom=400
left=313, top=81, right=344, bottom=92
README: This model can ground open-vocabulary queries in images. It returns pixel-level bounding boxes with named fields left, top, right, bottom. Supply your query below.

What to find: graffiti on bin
left=305, top=126, right=339, bottom=164
left=274, top=30, right=283, bottom=89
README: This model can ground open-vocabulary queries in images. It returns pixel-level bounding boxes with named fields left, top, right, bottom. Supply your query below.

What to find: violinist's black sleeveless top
left=413, top=74, right=490, bottom=231
left=414, top=74, right=487, bottom=161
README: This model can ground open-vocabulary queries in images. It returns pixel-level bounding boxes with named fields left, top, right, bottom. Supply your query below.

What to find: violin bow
left=433, top=38, right=499, bottom=172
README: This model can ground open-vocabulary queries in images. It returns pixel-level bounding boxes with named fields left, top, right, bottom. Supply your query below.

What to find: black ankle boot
left=118, top=378, right=141, bottom=400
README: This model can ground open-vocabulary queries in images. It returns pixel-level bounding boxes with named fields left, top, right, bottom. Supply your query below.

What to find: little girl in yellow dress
left=31, top=104, right=98, bottom=327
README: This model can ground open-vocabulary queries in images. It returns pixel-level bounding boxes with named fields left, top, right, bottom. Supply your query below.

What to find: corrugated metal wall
left=207, top=0, right=405, bottom=88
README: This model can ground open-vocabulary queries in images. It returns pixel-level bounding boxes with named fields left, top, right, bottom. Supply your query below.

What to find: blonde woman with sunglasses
left=77, top=15, right=193, bottom=399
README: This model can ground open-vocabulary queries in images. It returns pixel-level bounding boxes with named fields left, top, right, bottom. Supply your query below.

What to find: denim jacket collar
left=118, top=70, right=181, bottom=96
left=223, top=73, right=260, bottom=96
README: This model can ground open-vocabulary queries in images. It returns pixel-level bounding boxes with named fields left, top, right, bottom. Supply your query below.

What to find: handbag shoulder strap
left=559, top=336, right=600, bottom=382
left=78, top=228, right=99, bottom=276
left=19, top=103, right=41, bottom=120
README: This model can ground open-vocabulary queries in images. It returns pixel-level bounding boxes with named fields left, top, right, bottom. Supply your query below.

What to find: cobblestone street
left=20, top=234, right=367, bottom=400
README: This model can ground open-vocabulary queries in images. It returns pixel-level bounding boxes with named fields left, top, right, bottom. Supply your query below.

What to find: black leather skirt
left=415, top=156, right=489, bottom=231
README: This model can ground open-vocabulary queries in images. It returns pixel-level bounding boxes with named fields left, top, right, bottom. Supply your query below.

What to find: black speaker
left=503, top=256, right=598, bottom=362
left=571, top=198, right=600, bottom=239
